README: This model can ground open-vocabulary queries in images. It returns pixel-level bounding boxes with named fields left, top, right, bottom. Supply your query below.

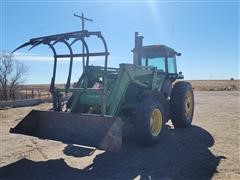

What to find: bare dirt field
left=0, top=91, right=239, bottom=180
left=188, top=80, right=240, bottom=91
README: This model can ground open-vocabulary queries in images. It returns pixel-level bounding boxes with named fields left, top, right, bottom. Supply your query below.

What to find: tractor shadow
left=0, top=125, right=224, bottom=180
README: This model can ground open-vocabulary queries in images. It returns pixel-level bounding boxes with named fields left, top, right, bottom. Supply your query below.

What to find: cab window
left=142, top=57, right=166, bottom=72
left=167, top=57, right=177, bottom=74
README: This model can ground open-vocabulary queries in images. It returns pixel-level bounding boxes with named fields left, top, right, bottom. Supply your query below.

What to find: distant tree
left=0, top=52, right=29, bottom=101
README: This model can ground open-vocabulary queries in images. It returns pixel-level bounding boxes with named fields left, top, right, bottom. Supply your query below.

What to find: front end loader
left=11, top=30, right=194, bottom=152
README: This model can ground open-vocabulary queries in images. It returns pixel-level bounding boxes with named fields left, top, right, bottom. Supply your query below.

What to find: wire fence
left=17, top=88, right=51, bottom=100
left=0, top=87, right=51, bottom=102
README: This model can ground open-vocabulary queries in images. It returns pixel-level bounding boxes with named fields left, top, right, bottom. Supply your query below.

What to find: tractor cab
left=132, top=32, right=183, bottom=98
left=141, top=45, right=178, bottom=73
left=133, top=32, right=183, bottom=81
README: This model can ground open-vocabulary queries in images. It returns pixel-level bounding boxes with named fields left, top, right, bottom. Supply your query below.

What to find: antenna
left=74, top=13, right=93, bottom=69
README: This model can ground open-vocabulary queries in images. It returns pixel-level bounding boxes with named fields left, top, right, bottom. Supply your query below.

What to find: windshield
left=141, top=57, right=166, bottom=72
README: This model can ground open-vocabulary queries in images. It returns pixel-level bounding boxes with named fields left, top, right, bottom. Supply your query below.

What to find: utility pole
left=74, top=13, right=93, bottom=69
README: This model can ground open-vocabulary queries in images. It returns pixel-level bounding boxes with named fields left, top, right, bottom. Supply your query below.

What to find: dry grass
left=187, top=80, right=239, bottom=91
left=22, top=80, right=240, bottom=92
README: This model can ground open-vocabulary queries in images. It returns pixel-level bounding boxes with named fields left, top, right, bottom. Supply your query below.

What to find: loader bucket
left=10, top=110, right=122, bottom=152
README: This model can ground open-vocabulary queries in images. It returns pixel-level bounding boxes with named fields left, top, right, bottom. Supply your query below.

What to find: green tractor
left=11, top=30, right=194, bottom=152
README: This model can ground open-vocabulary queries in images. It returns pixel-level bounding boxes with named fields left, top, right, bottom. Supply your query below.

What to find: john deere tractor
left=11, top=30, right=194, bottom=152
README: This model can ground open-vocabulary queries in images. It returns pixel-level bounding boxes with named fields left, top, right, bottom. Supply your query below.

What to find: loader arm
left=106, top=63, right=157, bottom=116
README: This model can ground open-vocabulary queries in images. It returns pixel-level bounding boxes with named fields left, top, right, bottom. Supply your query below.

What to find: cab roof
left=141, top=45, right=181, bottom=58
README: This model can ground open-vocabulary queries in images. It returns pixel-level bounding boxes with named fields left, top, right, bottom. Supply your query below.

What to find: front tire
left=170, top=81, right=194, bottom=128
left=134, top=97, right=167, bottom=145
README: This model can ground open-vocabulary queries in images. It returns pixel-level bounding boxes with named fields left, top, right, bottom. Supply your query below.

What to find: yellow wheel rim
left=185, top=90, right=193, bottom=119
left=150, top=108, right=162, bottom=136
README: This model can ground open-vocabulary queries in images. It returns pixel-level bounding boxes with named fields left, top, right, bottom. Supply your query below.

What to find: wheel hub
left=150, top=108, right=162, bottom=136
left=185, top=91, right=193, bottom=119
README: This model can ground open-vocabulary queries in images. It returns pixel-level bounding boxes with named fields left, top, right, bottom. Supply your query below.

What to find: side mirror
left=178, top=71, right=184, bottom=79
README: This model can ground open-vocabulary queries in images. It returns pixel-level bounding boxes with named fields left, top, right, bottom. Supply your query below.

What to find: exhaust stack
left=133, top=32, right=144, bottom=66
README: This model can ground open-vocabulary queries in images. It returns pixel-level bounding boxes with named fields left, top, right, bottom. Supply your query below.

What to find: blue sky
left=1, top=0, right=239, bottom=84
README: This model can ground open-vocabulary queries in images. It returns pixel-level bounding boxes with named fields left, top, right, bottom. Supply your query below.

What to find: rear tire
left=170, top=81, right=194, bottom=128
left=134, top=96, right=167, bottom=145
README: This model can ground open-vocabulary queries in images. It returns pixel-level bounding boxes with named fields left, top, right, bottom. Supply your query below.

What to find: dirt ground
left=0, top=91, right=239, bottom=180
